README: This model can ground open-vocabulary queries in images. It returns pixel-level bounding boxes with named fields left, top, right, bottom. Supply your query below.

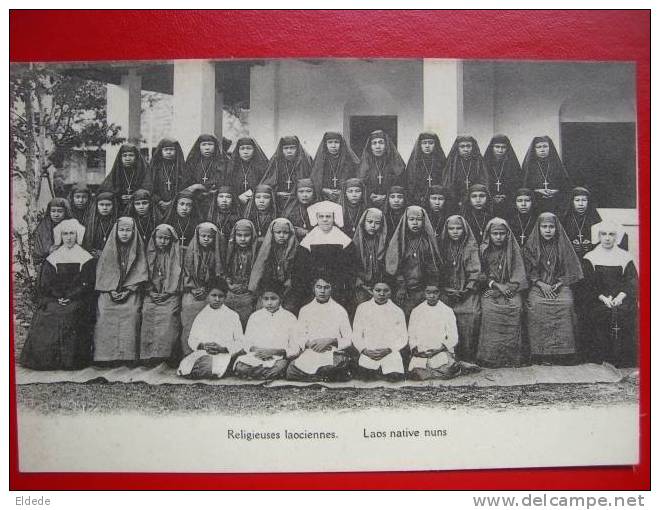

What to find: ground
left=12, top=287, right=639, bottom=416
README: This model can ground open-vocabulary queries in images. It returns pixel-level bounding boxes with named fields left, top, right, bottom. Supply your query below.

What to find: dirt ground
left=15, top=375, right=638, bottom=416
left=12, top=288, right=639, bottom=417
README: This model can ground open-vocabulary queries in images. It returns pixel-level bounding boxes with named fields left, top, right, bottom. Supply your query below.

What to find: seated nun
left=177, top=277, right=245, bottom=380
left=286, top=276, right=353, bottom=382
left=352, top=275, right=408, bottom=382
left=234, top=279, right=298, bottom=380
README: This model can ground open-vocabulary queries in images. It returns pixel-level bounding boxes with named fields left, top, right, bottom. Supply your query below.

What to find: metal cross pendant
left=201, top=175, right=209, bottom=183
left=519, top=233, right=526, bottom=245
left=332, top=175, right=338, bottom=188
left=426, top=174, right=433, bottom=186
left=243, top=176, right=249, bottom=190
left=577, top=232, right=584, bottom=244
left=611, top=323, right=621, bottom=340
left=495, top=180, right=501, bottom=193
left=465, top=177, right=471, bottom=190
left=377, top=173, right=383, bottom=186
left=286, top=177, right=292, bottom=190
left=126, top=186, right=132, bottom=194
left=166, top=178, right=172, bottom=191
left=180, top=235, right=186, bottom=244
left=543, top=179, right=549, bottom=191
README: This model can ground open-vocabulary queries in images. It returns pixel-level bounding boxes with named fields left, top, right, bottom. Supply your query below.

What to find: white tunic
left=352, top=298, right=407, bottom=374
left=290, top=298, right=352, bottom=375
left=237, top=307, right=298, bottom=368
left=408, top=300, right=459, bottom=370
left=177, top=304, right=244, bottom=377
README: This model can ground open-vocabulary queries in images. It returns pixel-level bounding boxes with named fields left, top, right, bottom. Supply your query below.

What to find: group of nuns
left=20, top=130, right=638, bottom=377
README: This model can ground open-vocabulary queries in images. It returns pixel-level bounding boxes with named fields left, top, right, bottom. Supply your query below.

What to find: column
left=423, top=59, right=463, bottom=149
left=173, top=60, right=219, bottom=155
left=248, top=61, right=279, bottom=156
left=105, top=69, right=142, bottom=172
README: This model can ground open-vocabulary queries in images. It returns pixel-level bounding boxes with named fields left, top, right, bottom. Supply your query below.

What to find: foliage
left=10, top=64, right=124, bottom=276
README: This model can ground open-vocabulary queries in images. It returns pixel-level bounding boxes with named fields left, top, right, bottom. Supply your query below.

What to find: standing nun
left=261, top=135, right=313, bottom=210
left=404, top=132, right=447, bottom=206
left=100, top=143, right=151, bottom=214
left=439, top=215, right=483, bottom=362
left=226, top=137, right=270, bottom=207
left=224, top=219, right=260, bottom=327
left=181, top=222, right=225, bottom=354
left=477, top=218, right=528, bottom=368
left=248, top=218, right=299, bottom=312
left=523, top=212, right=584, bottom=365
left=20, top=219, right=95, bottom=370
left=483, top=135, right=522, bottom=218
left=185, top=134, right=229, bottom=217
left=385, top=205, right=443, bottom=320
left=310, top=131, right=360, bottom=202
left=582, top=221, right=638, bottom=367
left=93, top=217, right=149, bottom=365
left=139, top=224, right=184, bottom=365
left=442, top=135, right=489, bottom=207
left=521, top=136, right=571, bottom=214
left=128, top=188, right=160, bottom=245
left=357, top=129, right=406, bottom=207
left=352, top=208, right=388, bottom=308
left=149, top=138, right=188, bottom=213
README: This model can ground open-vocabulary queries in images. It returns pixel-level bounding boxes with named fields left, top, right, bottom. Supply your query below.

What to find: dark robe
left=357, top=130, right=406, bottom=205
left=162, top=190, right=202, bottom=248
left=149, top=138, right=188, bottom=210
left=310, top=131, right=360, bottom=201
left=33, top=198, right=72, bottom=265
left=206, top=187, right=241, bottom=249
left=226, top=137, right=270, bottom=196
left=507, top=210, right=537, bottom=249
left=521, top=136, right=571, bottom=214
left=82, top=193, right=118, bottom=258
left=338, top=177, right=368, bottom=238
left=291, top=228, right=361, bottom=314
left=185, top=134, right=229, bottom=217
left=404, top=132, right=447, bottom=205
left=583, top=247, right=638, bottom=367
left=67, top=183, right=93, bottom=226
left=282, top=178, right=317, bottom=240
left=20, top=254, right=95, bottom=370
left=99, top=144, right=151, bottom=215
left=261, top=136, right=313, bottom=209
left=128, top=189, right=160, bottom=245
left=442, top=136, right=489, bottom=206
left=483, top=135, right=522, bottom=218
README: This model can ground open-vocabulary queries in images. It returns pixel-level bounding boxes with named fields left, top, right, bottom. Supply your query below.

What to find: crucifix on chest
left=201, top=175, right=208, bottom=183
left=286, top=176, right=292, bottom=190
left=331, top=175, right=339, bottom=188
left=426, top=174, right=433, bottom=187
left=519, top=232, right=526, bottom=245
left=377, top=173, right=383, bottom=186
left=166, top=178, right=172, bottom=191
left=495, top=179, right=502, bottom=193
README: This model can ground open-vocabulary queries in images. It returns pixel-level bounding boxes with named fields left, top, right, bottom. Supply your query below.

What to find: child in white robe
left=177, top=279, right=244, bottom=379
left=234, top=281, right=298, bottom=379
left=352, top=278, right=408, bottom=381
left=408, top=282, right=461, bottom=380
left=286, top=277, right=353, bottom=382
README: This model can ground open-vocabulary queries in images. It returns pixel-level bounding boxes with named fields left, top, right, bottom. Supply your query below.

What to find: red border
left=9, top=10, right=650, bottom=490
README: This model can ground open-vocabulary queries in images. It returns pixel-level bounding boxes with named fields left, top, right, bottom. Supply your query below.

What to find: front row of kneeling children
left=177, top=276, right=466, bottom=382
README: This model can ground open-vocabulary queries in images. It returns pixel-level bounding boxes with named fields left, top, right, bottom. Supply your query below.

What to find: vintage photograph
left=11, top=58, right=640, bottom=473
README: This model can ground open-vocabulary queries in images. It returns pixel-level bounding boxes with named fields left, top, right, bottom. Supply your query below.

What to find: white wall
left=249, top=59, right=424, bottom=159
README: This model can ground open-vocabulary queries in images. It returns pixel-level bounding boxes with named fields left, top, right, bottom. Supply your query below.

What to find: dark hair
left=207, top=277, right=229, bottom=294
left=259, top=278, right=285, bottom=297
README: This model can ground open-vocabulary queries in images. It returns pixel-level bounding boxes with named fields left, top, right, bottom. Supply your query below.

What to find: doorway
left=349, top=115, right=398, bottom=155
left=560, top=122, right=637, bottom=209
